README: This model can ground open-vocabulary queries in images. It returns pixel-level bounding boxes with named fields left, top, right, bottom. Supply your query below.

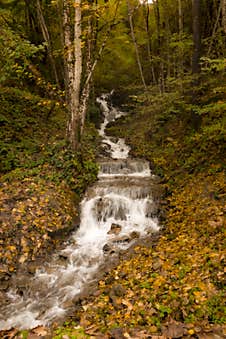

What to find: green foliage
left=205, top=292, right=226, bottom=324
left=0, top=87, right=98, bottom=195
left=0, top=16, right=45, bottom=85
left=201, top=57, right=226, bottom=74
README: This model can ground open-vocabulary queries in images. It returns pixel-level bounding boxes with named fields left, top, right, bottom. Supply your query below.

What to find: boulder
left=103, top=243, right=115, bottom=255
left=107, top=224, right=122, bottom=235
left=112, top=235, right=131, bottom=244
left=130, top=231, right=140, bottom=239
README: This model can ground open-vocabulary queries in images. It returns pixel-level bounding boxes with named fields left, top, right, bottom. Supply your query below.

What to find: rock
left=107, top=224, right=122, bottom=235
left=103, top=243, right=115, bottom=255
left=27, top=263, right=38, bottom=275
left=0, top=266, right=11, bottom=282
left=112, top=235, right=131, bottom=244
left=130, top=231, right=140, bottom=239
left=58, top=253, right=68, bottom=261
left=0, top=280, right=9, bottom=290
left=96, top=198, right=105, bottom=221
left=110, top=137, right=119, bottom=144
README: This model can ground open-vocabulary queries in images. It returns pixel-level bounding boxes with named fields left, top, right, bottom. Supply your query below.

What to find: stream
left=0, top=93, right=160, bottom=330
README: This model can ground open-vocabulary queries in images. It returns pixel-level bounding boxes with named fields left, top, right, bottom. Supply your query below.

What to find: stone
left=130, top=231, right=140, bottom=239
left=103, top=243, right=115, bottom=255
left=107, top=224, right=122, bottom=235
left=112, top=235, right=131, bottom=244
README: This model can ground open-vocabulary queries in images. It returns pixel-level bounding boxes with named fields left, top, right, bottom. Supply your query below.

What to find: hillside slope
left=49, top=74, right=225, bottom=338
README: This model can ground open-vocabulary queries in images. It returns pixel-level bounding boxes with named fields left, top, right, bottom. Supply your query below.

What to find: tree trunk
left=222, top=0, right=226, bottom=33
left=191, top=0, right=202, bottom=130
left=71, top=0, right=82, bottom=149
left=154, top=0, right=163, bottom=93
left=36, top=0, right=59, bottom=85
left=207, top=1, right=222, bottom=56
left=178, top=0, right=184, bottom=89
left=63, top=0, right=82, bottom=150
left=144, top=2, right=156, bottom=84
left=127, top=0, right=147, bottom=90
left=192, top=0, right=201, bottom=74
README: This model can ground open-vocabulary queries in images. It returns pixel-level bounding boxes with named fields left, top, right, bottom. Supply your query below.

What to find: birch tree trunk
left=71, top=0, right=82, bottom=148
left=63, top=0, right=82, bottom=150
left=62, top=0, right=120, bottom=149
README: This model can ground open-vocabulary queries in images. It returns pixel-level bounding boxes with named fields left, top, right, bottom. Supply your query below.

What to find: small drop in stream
left=0, top=93, right=160, bottom=330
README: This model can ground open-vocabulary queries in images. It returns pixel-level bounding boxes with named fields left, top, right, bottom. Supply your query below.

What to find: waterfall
left=0, top=93, right=159, bottom=330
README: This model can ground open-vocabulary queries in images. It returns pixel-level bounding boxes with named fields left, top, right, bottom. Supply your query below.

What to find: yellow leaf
left=188, top=329, right=195, bottom=335
left=8, top=245, right=16, bottom=251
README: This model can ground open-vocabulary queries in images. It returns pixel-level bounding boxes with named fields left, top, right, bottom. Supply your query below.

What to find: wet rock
left=27, top=263, right=39, bottom=275
left=62, top=299, right=74, bottom=309
left=0, top=270, right=11, bottom=282
left=58, top=253, right=69, bottom=261
left=112, top=235, right=131, bottom=244
left=107, top=224, right=122, bottom=235
left=96, top=198, right=105, bottom=221
left=103, top=243, right=116, bottom=255
left=110, top=137, right=119, bottom=144
left=0, top=280, right=9, bottom=290
left=130, top=231, right=140, bottom=239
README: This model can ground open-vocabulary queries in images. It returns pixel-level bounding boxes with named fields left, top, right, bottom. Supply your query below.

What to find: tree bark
left=178, top=0, right=184, bottom=88
left=144, top=2, right=156, bottom=84
left=207, top=1, right=222, bottom=56
left=63, top=0, right=82, bottom=150
left=63, top=0, right=120, bottom=149
left=222, top=0, right=226, bottom=33
left=36, top=0, right=59, bottom=85
left=71, top=0, right=82, bottom=149
left=192, top=0, right=201, bottom=74
left=191, top=0, right=202, bottom=130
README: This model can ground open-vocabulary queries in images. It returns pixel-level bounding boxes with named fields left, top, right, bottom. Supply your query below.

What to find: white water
left=0, top=93, right=159, bottom=330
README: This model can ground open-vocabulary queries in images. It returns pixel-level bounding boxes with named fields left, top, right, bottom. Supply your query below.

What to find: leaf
left=122, top=299, right=133, bottom=312
left=32, top=326, right=48, bottom=336
left=162, top=322, right=185, bottom=338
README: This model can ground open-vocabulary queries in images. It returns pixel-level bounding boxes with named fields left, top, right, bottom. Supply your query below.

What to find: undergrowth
left=0, top=86, right=99, bottom=273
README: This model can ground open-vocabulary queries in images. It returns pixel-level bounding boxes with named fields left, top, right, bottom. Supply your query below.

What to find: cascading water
left=0, top=93, right=160, bottom=331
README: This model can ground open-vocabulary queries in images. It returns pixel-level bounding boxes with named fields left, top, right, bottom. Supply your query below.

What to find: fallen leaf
left=32, top=326, right=48, bottom=336
left=162, top=322, right=185, bottom=338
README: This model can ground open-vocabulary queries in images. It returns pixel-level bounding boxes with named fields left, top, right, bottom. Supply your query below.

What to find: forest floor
left=0, top=73, right=225, bottom=338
